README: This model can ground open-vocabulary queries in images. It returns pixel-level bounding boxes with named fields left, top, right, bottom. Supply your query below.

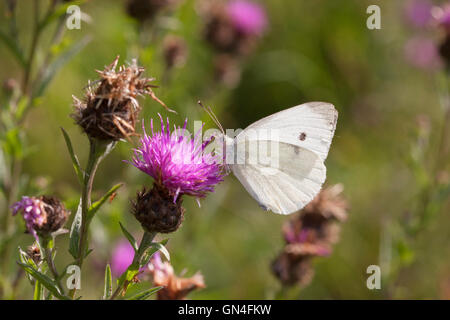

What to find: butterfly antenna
left=197, top=101, right=224, bottom=135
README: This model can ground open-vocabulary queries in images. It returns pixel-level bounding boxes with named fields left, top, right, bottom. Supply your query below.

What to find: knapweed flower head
left=226, top=0, right=267, bottom=36
left=148, top=252, right=205, bottom=300
left=433, top=3, right=450, bottom=30
left=72, top=56, right=169, bottom=141
left=272, top=184, right=348, bottom=287
left=26, top=244, right=42, bottom=265
left=12, top=196, right=70, bottom=240
left=130, top=115, right=224, bottom=233
left=271, top=251, right=314, bottom=287
left=126, top=0, right=178, bottom=23
left=283, top=184, right=348, bottom=254
left=131, top=115, right=224, bottom=200
left=202, top=0, right=268, bottom=56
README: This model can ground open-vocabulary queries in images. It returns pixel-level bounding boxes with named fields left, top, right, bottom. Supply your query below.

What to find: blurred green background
left=0, top=0, right=449, bottom=299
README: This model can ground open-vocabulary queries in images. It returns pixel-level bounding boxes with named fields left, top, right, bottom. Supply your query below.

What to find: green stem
left=69, top=139, right=115, bottom=299
left=22, top=0, right=41, bottom=94
left=41, top=237, right=65, bottom=296
left=110, top=232, right=156, bottom=300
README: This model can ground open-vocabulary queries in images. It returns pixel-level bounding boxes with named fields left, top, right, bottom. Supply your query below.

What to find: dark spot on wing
left=299, top=132, right=307, bottom=141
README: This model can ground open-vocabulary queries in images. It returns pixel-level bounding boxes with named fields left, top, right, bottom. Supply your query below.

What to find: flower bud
left=132, top=184, right=185, bottom=234
left=26, top=244, right=42, bottom=265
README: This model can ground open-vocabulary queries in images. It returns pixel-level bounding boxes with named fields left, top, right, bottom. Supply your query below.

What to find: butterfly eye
left=299, top=132, right=307, bottom=141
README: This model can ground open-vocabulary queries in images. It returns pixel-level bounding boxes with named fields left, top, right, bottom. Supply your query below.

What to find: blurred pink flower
left=111, top=240, right=134, bottom=276
left=226, top=0, right=267, bottom=36
left=404, top=36, right=442, bottom=70
left=405, top=0, right=433, bottom=27
left=437, top=4, right=450, bottom=30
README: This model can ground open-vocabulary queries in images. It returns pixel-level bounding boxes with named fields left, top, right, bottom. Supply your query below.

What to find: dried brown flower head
left=302, top=184, right=348, bottom=222
left=72, top=56, right=170, bottom=141
left=271, top=251, right=314, bottom=287
left=163, top=35, right=188, bottom=69
left=26, top=244, right=42, bottom=265
left=131, top=184, right=185, bottom=234
left=272, top=184, right=348, bottom=288
left=203, top=3, right=251, bottom=55
left=126, top=0, right=178, bottom=23
left=149, top=253, right=205, bottom=300
left=35, top=196, right=70, bottom=236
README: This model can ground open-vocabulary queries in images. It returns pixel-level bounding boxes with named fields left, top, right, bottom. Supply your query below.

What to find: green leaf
left=35, top=36, right=91, bottom=98
left=103, top=264, right=112, bottom=300
left=119, top=222, right=138, bottom=252
left=0, top=29, right=26, bottom=67
left=69, top=199, right=82, bottom=259
left=14, top=96, right=30, bottom=121
left=150, top=240, right=170, bottom=261
left=88, top=183, right=123, bottom=220
left=61, top=128, right=84, bottom=185
left=17, top=262, right=68, bottom=300
left=2, top=128, right=24, bottom=159
left=126, top=287, right=162, bottom=300
left=140, top=239, right=169, bottom=268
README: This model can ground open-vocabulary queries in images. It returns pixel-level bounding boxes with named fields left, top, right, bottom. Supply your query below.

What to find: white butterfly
left=221, top=102, right=337, bottom=215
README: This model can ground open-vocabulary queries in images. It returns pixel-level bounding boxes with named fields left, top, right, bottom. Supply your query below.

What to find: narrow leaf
left=35, top=36, right=91, bottom=97
left=61, top=128, right=84, bottom=185
left=103, top=264, right=112, bottom=300
left=140, top=239, right=169, bottom=268
left=69, top=199, right=82, bottom=259
left=88, top=183, right=123, bottom=219
left=119, top=222, right=138, bottom=252
left=126, top=286, right=162, bottom=300
left=150, top=241, right=170, bottom=261
left=17, top=262, right=68, bottom=300
left=0, top=29, right=26, bottom=67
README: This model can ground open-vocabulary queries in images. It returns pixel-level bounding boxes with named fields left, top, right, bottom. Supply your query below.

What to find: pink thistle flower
left=226, top=0, right=268, bottom=36
left=405, top=0, right=433, bottom=27
left=111, top=240, right=135, bottom=276
left=11, top=196, right=69, bottom=240
left=130, top=115, right=224, bottom=201
left=11, top=197, right=45, bottom=240
left=404, top=36, right=442, bottom=70
left=435, top=4, right=450, bottom=30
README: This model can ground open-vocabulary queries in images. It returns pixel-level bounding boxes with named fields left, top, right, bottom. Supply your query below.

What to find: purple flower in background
left=405, top=0, right=433, bottom=27
left=111, top=240, right=135, bottom=276
left=11, top=197, right=46, bottom=240
left=437, top=4, right=450, bottom=30
left=226, top=0, right=268, bottom=36
left=130, top=115, right=224, bottom=201
left=404, top=36, right=442, bottom=70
